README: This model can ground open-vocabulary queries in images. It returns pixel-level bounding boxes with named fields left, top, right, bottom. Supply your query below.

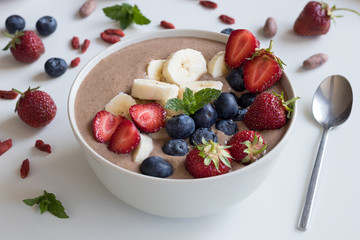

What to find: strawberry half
left=108, top=119, right=141, bottom=154
left=92, top=110, right=124, bottom=143
left=129, top=103, right=166, bottom=133
left=243, top=40, right=285, bottom=94
left=224, top=29, right=259, bottom=68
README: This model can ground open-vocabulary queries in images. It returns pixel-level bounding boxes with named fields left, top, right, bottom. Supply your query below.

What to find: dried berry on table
left=0, top=90, right=18, bottom=99
left=104, top=29, right=125, bottom=37
left=219, top=14, right=235, bottom=24
left=0, top=139, right=12, bottom=156
left=199, top=1, right=218, bottom=9
left=263, top=17, right=277, bottom=38
left=71, top=36, right=80, bottom=49
left=160, top=20, right=175, bottom=29
left=79, top=0, right=97, bottom=18
left=70, top=57, right=81, bottom=68
left=81, top=39, right=90, bottom=53
left=303, top=53, right=328, bottom=69
left=20, top=159, right=30, bottom=178
left=35, top=140, right=51, bottom=153
left=100, top=32, right=120, bottom=44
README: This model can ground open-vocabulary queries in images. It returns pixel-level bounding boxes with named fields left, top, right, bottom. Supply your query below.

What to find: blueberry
left=36, top=16, right=57, bottom=36
left=221, top=28, right=234, bottom=35
left=215, top=119, right=238, bottom=135
left=192, top=104, right=218, bottom=129
left=214, top=92, right=238, bottom=119
left=162, top=139, right=189, bottom=156
left=5, top=15, right=25, bottom=33
left=165, top=114, right=195, bottom=139
left=232, top=108, right=248, bottom=121
left=140, top=156, right=173, bottom=178
left=189, top=128, right=218, bottom=146
left=44, top=58, right=67, bottom=77
left=226, top=67, right=245, bottom=92
left=238, top=92, right=256, bottom=108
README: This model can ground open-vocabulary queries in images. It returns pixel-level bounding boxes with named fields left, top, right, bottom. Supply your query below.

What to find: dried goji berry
left=104, top=29, right=125, bottom=37
left=0, top=90, right=18, bottom=99
left=35, top=140, right=51, bottom=153
left=219, top=14, right=235, bottom=24
left=160, top=20, right=175, bottom=29
left=199, top=1, right=218, bottom=9
left=100, top=32, right=121, bottom=44
left=81, top=39, right=90, bottom=53
left=70, top=57, right=81, bottom=68
left=0, top=139, right=12, bottom=156
left=20, top=159, right=30, bottom=178
left=71, top=36, right=80, bottom=49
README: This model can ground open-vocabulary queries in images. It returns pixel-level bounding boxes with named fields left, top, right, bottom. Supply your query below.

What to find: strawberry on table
left=229, top=130, right=267, bottom=165
left=244, top=91, right=299, bottom=131
left=92, top=110, right=125, bottom=143
left=108, top=119, right=141, bottom=154
left=129, top=103, right=166, bottom=133
left=243, top=40, right=285, bottom=94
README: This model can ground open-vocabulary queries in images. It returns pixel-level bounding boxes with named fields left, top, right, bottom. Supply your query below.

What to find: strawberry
left=244, top=91, right=299, bottom=130
left=185, top=139, right=232, bottom=178
left=2, top=30, right=45, bottom=63
left=243, top=40, right=285, bottom=94
left=229, top=130, right=267, bottom=165
left=224, top=29, right=259, bottom=68
left=0, top=139, right=13, bottom=156
left=294, top=1, right=360, bottom=36
left=129, top=103, right=166, bottom=133
left=13, top=87, right=57, bottom=128
left=108, top=119, right=140, bottom=154
left=92, top=110, right=125, bottom=143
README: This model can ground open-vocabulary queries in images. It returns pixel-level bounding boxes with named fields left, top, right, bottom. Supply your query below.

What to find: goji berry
left=199, top=1, right=217, bottom=9
left=71, top=36, right=80, bottom=49
left=20, top=159, right=30, bottom=178
left=219, top=14, right=235, bottom=24
left=0, top=139, right=12, bottom=156
left=104, top=29, right=125, bottom=37
left=35, top=140, right=51, bottom=153
left=0, top=90, right=18, bottom=99
left=100, top=32, right=121, bottom=44
left=160, top=20, right=175, bottom=29
left=70, top=57, right=81, bottom=68
left=81, top=39, right=90, bottom=53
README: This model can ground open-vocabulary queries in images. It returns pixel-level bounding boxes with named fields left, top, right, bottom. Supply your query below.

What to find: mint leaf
left=165, top=98, right=189, bottom=115
left=23, top=196, right=43, bottom=206
left=193, top=88, right=222, bottom=111
left=133, top=5, right=151, bottom=25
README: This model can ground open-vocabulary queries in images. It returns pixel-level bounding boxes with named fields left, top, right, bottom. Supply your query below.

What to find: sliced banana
left=131, top=79, right=179, bottom=101
left=178, top=80, right=223, bottom=99
left=147, top=59, right=165, bottom=81
left=132, top=134, right=153, bottom=163
left=207, top=51, right=230, bottom=78
left=104, top=92, right=136, bottom=119
left=162, top=48, right=207, bottom=86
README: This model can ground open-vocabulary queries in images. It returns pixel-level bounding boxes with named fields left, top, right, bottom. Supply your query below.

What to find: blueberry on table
left=5, top=15, right=25, bottom=33
left=189, top=128, right=218, bottom=146
left=221, top=28, right=234, bottom=35
left=162, top=139, right=189, bottom=156
left=238, top=92, right=256, bottom=108
left=192, top=104, right=218, bottom=129
left=165, top=114, right=195, bottom=139
left=226, top=67, right=245, bottom=92
left=140, top=156, right=173, bottom=178
left=214, top=92, right=238, bottom=119
left=36, top=16, right=57, bottom=36
left=232, top=108, right=248, bottom=121
left=44, top=58, right=67, bottom=77
left=216, top=119, right=238, bottom=135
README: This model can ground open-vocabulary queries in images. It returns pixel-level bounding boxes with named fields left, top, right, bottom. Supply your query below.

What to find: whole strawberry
left=244, top=91, right=299, bottom=131
left=185, top=139, right=232, bottom=178
left=229, top=130, right=267, bottom=165
left=294, top=1, right=360, bottom=36
left=13, top=87, right=57, bottom=128
left=2, top=30, right=45, bottom=63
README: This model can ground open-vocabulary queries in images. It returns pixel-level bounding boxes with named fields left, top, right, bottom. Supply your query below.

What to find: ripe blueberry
left=192, top=104, right=218, bottom=129
left=44, top=58, right=67, bottom=77
left=226, top=67, right=245, bottom=92
left=165, top=114, right=195, bottom=139
left=5, top=15, right=25, bottom=33
left=36, top=16, right=57, bottom=36
left=221, top=28, right=234, bottom=35
left=238, top=92, right=256, bottom=108
left=232, top=108, right=248, bottom=121
left=214, top=92, right=238, bottom=119
left=215, top=119, right=238, bottom=135
left=189, top=128, right=217, bottom=146
left=140, top=156, right=173, bottom=178
left=162, top=139, right=189, bottom=156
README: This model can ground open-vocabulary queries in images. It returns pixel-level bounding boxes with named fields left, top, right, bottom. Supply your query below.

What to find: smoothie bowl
left=68, top=29, right=297, bottom=218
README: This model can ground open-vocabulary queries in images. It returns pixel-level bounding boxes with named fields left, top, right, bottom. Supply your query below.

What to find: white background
left=0, top=0, right=359, bottom=239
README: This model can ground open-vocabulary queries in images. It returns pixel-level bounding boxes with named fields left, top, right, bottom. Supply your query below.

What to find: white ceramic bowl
left=68, top=29, right=297, bottom=218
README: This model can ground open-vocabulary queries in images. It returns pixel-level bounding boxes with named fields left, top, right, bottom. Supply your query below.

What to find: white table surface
left=1, top=0, right=359, bottom=239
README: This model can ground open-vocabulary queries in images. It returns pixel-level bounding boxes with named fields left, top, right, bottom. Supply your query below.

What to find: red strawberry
left=224, top=29, right=259, bottom=68
left=108, top=119, right=141, bottom=154
left=244, top=91, right=299, bottom=130
left=2, top=30, right=45, bottom=63
left=129, top=103, right=166, bottom=133
left=185, top=139, right=232, bottom=178
left=294, top=1, right=360, bottom=36
left=92, top=110, right=124, bottom=143
left=243, top=40, right=285, bottom=94
left=0, top=139, right=13, bottom=156
left=13, top=87, right=57, bottom=128
left=229, top=130, right=267, bottom=165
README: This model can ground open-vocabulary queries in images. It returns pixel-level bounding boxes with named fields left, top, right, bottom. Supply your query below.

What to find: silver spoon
left=297, top=75, right=353, bottom=231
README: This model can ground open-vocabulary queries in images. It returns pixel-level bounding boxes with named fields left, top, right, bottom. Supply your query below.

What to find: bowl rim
left=67, top=28, right=297, bottom=183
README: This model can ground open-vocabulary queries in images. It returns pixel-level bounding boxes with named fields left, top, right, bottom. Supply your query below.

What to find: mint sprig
left=103, top=3, right=151, bottom=30
left=165, top=88, right=221, bottom=115
left=23, top=191, right=69, bottom=219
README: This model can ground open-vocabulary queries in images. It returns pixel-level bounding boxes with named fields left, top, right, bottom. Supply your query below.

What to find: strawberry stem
left=12, top=86, right=41, bottom=112
left=273, top=91, right=300, bottom=118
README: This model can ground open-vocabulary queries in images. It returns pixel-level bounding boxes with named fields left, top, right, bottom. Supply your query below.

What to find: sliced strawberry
left=92, top=110, right=124, bottom=143
left=224, top=29, right=259, bottom=68
left=129, top=103, right=166, bottom=133
left=108, top=119, right=140, bottom=154
left=0, top=139, right=13, bottom=156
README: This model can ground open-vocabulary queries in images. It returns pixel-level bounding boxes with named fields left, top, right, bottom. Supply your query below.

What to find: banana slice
left=105, top=92, right=136, bottom=119
left=178, top=80, right=223, bottom=99
left=147, top=59, right=165, bottom=81
left=132, top=134, right=153, bottom=163
left=131, top=79, right=179, bottom=101
left=162, top=48, right=207, bottom=86
left=207, top=51, right=230, bottom=77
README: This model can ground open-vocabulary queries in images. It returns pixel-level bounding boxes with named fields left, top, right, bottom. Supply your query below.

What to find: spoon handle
left=298, top=127, right=330, bottom=231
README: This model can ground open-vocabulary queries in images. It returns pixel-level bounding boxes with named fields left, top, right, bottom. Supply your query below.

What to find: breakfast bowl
left=67, top=29, right=297, bottom=218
